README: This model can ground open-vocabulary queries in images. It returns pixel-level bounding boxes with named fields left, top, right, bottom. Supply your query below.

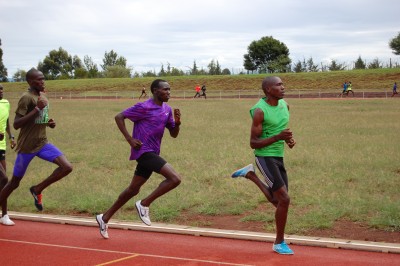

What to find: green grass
left=4, top=97, right=400, bottom=235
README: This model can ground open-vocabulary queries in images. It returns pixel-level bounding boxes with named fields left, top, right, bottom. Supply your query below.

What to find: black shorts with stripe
left=255, top=156, right=288, bottom=192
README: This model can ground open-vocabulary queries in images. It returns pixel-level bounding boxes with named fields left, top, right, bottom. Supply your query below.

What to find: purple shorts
left=13, top=143, right=63, bottom=179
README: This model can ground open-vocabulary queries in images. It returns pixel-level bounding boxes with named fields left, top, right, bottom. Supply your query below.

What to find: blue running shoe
left=273, top=241, right=294, bottom=255
left=231, top=164, right=255, bottom=178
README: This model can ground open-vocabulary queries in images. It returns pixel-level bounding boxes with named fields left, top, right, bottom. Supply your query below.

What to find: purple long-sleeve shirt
left=122, top=98, right=175, bottom=160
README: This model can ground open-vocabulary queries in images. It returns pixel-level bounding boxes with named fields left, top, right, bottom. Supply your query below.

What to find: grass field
left=4, top=97, right=400, bottom=236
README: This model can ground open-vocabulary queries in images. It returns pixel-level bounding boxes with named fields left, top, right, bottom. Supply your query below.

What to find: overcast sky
left=1, top=0, right=399, bottom=76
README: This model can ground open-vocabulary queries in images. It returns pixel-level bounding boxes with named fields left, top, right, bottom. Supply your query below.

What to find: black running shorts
left=135, top=152, right=167, bottom=179
left=255, top=156, right=288, bottom=192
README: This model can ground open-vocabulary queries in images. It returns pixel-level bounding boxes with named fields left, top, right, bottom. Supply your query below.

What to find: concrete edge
left=8, top=211, right=400, bottom=254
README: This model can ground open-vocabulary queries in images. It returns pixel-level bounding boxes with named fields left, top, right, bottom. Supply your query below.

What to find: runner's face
left=267, top=78, right=285, bottom=99
left=154, top=82, right=171, bottom=102
left=29, top=71, right=45, bottom=92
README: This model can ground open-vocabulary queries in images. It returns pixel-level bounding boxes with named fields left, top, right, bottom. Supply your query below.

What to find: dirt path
left=175, top=212, right=400, bottom=244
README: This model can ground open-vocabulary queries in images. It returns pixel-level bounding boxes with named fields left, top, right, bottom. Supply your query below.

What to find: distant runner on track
left=139, top=85, right=147, bottom=100
left=392, top=82, right=398, bottom=97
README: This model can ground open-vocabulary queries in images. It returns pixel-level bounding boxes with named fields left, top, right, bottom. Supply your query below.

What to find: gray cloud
left=1, top=0, right=399, bottom=76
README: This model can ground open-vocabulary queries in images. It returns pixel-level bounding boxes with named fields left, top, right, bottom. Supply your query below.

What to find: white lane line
left=0, top=238, right=253, bottom=266
left=9, top=212, right=400, bottom=254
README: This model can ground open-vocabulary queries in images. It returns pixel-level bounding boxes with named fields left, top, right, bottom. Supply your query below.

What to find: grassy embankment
left=4, top=68, right=400, bottom=93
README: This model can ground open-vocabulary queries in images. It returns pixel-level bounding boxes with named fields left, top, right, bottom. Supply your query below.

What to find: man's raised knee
left=171, top=174, right=181, bottom=187
left=62, top=163, right=73, bottom=175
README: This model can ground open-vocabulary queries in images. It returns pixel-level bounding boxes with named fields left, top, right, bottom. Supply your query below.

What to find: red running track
left=0, top=220, right=399, bottom=266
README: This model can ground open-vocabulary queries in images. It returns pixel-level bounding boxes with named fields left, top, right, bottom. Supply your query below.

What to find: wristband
left=35, top=106, right=41, bottom=112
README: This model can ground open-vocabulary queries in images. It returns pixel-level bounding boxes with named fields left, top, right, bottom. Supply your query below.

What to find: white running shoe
left=1, top=214, right=15, bottom=226
left=231, top=164, right=255, bottom=178
left=95, top=214, right=109, bottom=239
left=135, top=200, right=151, bottom=226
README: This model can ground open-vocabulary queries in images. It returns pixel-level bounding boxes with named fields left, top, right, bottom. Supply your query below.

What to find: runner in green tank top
left=231, top=76, right=296, bottom=255
left=250, top=96, right=290, bottom=157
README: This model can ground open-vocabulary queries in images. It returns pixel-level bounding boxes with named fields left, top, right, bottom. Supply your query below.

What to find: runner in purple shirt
left=96, top=79, right=182, bottom=239
left=123, top=94, right=175, bottom=160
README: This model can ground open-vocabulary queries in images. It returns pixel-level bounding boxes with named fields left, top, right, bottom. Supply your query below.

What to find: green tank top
left=0, top=99, right=10, bottom=150
left=250, top=98, right=289, bottom=157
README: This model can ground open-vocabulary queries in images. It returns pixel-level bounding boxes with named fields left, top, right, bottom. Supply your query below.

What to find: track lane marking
left=95, top=254, right=140, bottom=266
left=0, top=238, right=253, bottom=266
left=10, top=211, right=400, bottom=254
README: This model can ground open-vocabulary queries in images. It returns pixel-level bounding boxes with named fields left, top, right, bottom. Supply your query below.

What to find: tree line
left=1, top=32, right=400, bottom=81
left=243, top=33, right=400, bottom=73
left=5, top=46, right=232, bottom=81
